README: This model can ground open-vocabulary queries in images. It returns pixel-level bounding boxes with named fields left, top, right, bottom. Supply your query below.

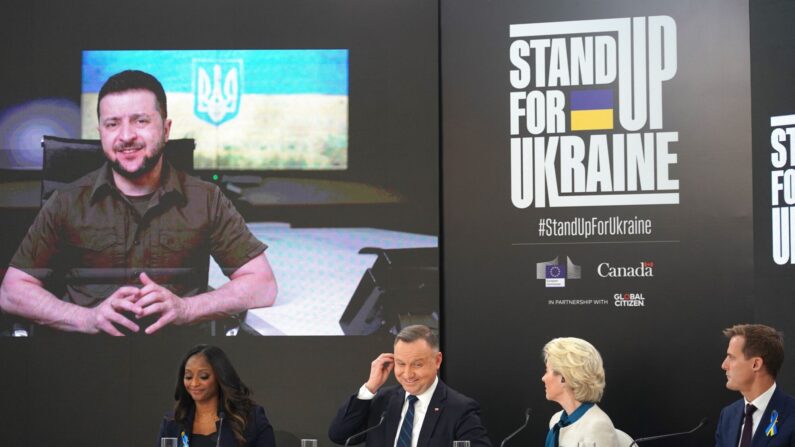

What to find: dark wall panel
left=0, top=0, right=437, bottom=446
left=441, top=0, right=754, bottom=445
left=751, top=0, right=795, bottom=343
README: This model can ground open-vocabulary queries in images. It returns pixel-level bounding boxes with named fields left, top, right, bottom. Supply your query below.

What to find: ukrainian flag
left=81, top=50, right=348, bottom=170
left=570, top=89, right=614, bottom=131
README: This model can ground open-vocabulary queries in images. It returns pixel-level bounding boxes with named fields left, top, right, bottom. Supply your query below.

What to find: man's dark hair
left=394, top=324, right=439, bottom=350
left=97, top=69, right=168, bottom=120
left=724, top=323, right=785, bottom=378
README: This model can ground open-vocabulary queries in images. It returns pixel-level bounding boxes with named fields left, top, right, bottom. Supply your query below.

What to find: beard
left=110, top=138, right=166, bottom=180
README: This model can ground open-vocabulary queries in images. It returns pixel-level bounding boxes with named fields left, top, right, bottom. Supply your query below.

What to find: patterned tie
left=396, top=395, right=419, bottom=447
left=740, top=403, right=757, bottom=447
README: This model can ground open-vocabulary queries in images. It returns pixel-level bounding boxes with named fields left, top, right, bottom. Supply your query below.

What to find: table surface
left=208, top=223, right=438, bottom=335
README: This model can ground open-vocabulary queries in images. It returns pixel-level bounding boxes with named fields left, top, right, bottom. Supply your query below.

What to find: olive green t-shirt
left=10, top=161, right=267, bottom=307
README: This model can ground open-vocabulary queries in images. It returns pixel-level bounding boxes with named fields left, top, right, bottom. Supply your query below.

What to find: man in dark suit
left=716, top=324, right=795, bottom=447
left=328, top=325, right=492, bottom=447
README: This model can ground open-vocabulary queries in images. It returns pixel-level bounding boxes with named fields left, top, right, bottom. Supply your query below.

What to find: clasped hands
left=87, top=272, right=188, bottom=336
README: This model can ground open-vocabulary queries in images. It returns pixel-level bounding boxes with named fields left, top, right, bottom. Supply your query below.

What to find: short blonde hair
left=543, top=337, right=606, bottom=403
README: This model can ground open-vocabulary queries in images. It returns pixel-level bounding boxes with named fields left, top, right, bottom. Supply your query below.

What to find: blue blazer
left=716, top=386, right=795, bottom=447
left=328, top=380, right=492, bottom=447
left=158, top=405, right=276, bottom=447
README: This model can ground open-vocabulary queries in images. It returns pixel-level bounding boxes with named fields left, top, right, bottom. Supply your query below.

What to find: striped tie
left=397, top=395, right=419, bottom=447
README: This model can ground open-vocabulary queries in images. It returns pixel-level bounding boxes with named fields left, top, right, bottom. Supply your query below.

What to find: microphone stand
left=345, top=411, right=388, bottom=447
left=628, top=418, right=709, bottom=447
left=500, top=408, right=532, bottom=447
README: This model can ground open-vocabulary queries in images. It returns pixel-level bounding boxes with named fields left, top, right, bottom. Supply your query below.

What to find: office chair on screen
left=40, top=135, right=195, bottom=204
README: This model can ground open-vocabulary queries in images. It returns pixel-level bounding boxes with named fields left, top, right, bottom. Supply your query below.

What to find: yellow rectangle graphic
left=570, top=109, right=614, bottom=131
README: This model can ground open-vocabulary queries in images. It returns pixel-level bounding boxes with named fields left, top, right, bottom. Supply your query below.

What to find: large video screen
left=81, top=49, right=348, bottom=170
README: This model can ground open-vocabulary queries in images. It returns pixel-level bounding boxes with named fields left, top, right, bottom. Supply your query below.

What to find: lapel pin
left=766, top=410, right=779, bottom=437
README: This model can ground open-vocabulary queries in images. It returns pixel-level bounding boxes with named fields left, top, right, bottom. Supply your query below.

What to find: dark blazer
left=158, top=405, right=276, bottom=447
left=328, top=380, right=491, bottom=447
left=716, top=386, right=795, bottom=447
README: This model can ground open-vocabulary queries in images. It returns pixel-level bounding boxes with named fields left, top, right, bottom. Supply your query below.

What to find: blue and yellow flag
left=82, top=49, right=349, bottom=170
left=570, top=89, right=614, bottom=131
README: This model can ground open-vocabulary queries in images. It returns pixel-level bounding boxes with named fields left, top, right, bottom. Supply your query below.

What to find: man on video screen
left=0, top=70, right=277, bottom=335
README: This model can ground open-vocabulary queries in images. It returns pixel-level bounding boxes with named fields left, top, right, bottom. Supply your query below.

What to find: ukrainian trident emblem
left=193, top=59, right=242, bottom=126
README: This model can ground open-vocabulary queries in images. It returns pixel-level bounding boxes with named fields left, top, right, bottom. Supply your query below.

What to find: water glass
left=302, top=439, right=318, bottom=447
left=161, top=438, right=178, bottom=447
left=453, top=441, right=471, bottom=447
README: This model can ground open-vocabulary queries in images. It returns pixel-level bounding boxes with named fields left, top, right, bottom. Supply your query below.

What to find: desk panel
left=209, top=223, right=438, bottom=335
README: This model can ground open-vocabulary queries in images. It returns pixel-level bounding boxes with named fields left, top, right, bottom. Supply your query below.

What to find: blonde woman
left=542, top=337, right=618, bottom=447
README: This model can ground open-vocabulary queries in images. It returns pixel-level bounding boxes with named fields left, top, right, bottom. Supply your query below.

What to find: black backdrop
left=751, top=0, right=795, bottom=335
left=4, top=0, right=795, bottom=447
left=0, top=0, right=438, bottom=446
left=441, top=0, right=783, bottom=446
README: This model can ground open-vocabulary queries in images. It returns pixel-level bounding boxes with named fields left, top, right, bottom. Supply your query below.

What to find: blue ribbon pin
left=765, top=410, right=779, bottom=437
left=181, top=430, right=190, bottom=446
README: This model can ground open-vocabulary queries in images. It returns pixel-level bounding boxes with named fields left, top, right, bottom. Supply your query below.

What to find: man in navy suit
left=716, top=324, right=795, bottom=447
left=328, top=325, right=492, bottom=447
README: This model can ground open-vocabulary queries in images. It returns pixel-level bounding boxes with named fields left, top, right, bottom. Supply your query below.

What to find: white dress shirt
left=357, top=376, right=440, bottom=447
left=738, top=382, right=777, bottom=446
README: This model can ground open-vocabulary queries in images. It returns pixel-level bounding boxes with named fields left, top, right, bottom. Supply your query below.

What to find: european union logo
left=545, top=264, right=566, bottom=279
left=570, top=89, right=614, bottom=131
left=536, top=256, right=580, bottom=288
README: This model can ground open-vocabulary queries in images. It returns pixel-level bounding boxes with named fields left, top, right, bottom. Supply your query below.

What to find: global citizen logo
left=597, top=261, right=654, bottom=278
left=537, top=256, right=581, bottom=287
left=509, top=16, right=679, bottom=208
left=614, top=292, right=645, bottom=307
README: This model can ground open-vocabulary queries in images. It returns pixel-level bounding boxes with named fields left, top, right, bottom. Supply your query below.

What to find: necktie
left=740, top=403, right=757, bottom=447
left=396, top=395, right=419, bottom=447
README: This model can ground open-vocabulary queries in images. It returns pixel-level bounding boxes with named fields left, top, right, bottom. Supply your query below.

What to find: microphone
left=500, top=408, right=532, bottom=447
left=345, top=411, right=387, bottom=447
left=215, top=411, right=226, bottom=447
left=628, top=417, right=709, bottom=447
